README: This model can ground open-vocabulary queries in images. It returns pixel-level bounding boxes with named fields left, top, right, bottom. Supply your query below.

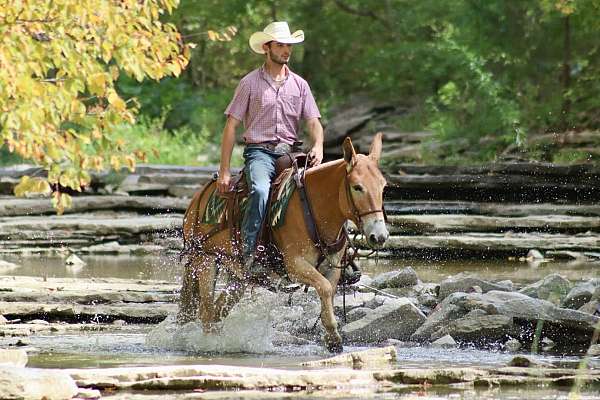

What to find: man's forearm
left=307, top=118, right=323, bottom=146
left=219, top=118, right=237, bottom=173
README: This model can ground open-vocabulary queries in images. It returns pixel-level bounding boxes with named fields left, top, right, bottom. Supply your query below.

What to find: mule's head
left=342, top=133, right=389, bottom=248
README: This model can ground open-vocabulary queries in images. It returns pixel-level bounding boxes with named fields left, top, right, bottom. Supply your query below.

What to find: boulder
left=437, top=273, right=513, bottom=301
left=504, top=338, right=522, bottom=352
left=518, top=274, right=572, bottom=303
left=0, top=349, right=27, bottom=367
left=341, top=298, right=426, bottom=343
left=345, top=307, right=370, bottom=323
left=563, top=279, right=600, bottom=309
left=333, top=292, right=376, bottom=313
left=372, top=267, right=419, bottom=289
left=301, top=346, right=396, bottom=368
left=65, top=254, right=86, bottom=266
left=579, top=300, right=599, bottom=316
left=411, top=291, right=599, bottom=346
left=431, top=334, right=457, bottom=348
left=0, top=367, right=78, bottom=400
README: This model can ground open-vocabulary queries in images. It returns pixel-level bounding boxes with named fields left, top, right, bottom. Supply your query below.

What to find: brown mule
left=178, top=134, right=389, bottom=353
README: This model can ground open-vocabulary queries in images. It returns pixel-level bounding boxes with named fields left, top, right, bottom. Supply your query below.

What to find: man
left=216, top=21, right=324, bottom=280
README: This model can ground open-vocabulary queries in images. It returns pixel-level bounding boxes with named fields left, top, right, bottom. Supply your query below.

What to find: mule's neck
left=303, top=159, right=351, bottom=244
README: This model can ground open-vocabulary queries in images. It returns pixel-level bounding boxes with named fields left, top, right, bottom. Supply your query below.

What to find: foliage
left=0, top=0, right=189, bottom=212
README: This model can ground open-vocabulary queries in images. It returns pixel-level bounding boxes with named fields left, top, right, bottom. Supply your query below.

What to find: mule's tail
left=179, top=180, right=216, bottom=260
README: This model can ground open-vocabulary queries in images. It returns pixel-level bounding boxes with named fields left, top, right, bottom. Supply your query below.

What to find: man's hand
left=217, top=169, right=231, bottom=194
left=308, top=145, right=323, bottom=167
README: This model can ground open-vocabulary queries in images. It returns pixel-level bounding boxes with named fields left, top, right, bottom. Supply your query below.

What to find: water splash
left=146, top=288, right=281, bottom=353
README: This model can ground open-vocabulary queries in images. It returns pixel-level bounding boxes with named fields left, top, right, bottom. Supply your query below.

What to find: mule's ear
left=369, top=132, right=383, bottom=164
left=343, top=137, right=357, bottom=166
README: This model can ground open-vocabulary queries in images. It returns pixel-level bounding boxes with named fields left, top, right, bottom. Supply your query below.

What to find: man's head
left=263, top=41, right=292, bottom=65
left=249, top=22, right=303, bottom=55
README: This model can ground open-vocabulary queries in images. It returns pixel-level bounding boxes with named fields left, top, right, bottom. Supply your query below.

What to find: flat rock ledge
left=58, top=363, right=600, bottom=394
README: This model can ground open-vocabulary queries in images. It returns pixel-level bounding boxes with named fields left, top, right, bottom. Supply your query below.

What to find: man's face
left=265, top=42, right=292, bottom=65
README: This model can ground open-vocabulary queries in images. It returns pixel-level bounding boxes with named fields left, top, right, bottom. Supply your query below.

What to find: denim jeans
left=241, top=146, right=280, bottom=258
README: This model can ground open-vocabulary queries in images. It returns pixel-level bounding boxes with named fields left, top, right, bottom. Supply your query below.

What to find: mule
left=178, top=133, right=389, bottom=352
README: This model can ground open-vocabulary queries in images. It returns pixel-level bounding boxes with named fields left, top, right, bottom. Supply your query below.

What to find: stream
left=1, top=254, right=598, bottom=399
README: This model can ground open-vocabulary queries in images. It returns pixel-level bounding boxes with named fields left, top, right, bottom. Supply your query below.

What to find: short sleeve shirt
left=224, top=66, right=321, bottom=145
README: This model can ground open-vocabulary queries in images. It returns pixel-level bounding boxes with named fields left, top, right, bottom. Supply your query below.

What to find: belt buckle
left=273, top=142, right=291, bottom=154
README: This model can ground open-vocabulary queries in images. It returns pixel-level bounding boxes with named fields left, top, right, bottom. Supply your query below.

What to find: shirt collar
left=260, top=64, right=290, bottom=85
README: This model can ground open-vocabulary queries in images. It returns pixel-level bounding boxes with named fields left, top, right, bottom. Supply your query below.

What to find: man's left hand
left=308, top=145, right=323, bottom=167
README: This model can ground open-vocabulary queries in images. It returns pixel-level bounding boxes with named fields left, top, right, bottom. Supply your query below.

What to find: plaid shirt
left=224, top=65, right=321, bottom=145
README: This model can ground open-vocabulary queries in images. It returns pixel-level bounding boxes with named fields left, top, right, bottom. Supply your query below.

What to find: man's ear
left=343, top=137, right=357, bottom=169
left=369, top=132, right=383, bottom=164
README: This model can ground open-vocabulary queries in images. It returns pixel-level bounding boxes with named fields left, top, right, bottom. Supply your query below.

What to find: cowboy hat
left=249, top=21, right=304, bottom=54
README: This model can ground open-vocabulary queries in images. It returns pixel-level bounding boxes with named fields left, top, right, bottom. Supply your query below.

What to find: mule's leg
left=286, top=255, right=343, bottom=353
left=177, top=257, right=200, bottom=323
left=214, top=274, right=247, bottom=322
left=195, top=254, right=219, bottom=332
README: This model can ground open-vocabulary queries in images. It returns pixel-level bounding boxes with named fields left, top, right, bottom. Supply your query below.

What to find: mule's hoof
left=326, top=341, right=343, bottom=354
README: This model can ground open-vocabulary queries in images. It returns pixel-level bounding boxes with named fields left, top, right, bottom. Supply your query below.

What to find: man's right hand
left=217, top=169, right=231, bottom=194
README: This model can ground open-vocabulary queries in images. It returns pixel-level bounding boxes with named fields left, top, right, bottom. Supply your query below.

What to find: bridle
left=343, top=170, right=387, bottom=233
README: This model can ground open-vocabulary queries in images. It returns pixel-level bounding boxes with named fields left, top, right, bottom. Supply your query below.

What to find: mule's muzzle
left=364, top=219, right=389, bottom=248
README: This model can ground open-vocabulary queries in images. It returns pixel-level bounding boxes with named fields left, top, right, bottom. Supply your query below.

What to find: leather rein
left=294, top=158, right=386, bottom=270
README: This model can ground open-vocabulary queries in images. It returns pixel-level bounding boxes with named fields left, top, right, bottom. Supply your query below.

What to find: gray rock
left=527, top=249, right=544, bottom=260
left=563, top=279, right=600, bottom=309
left=518, top=274, right=572, bottom=303
left=341, top=298, right=426, bottom=343
left=431, top=334, right=457, bottom=348
left=411, top=290, right=599, bottom=345
left=508, top=355, right=554, bottom=368
left=0, top=349, right=27, bottom=367
left=355, top=274, right=374, bottom=292
left=579, top=300, right=599, bottom=315
left=65, top=254, right=86, bottom=266
left=0, top=315, right=7, bottom=324
left=333, top=292, right=375, bottom=313
left=588, top=344, right=600, bottom=356
left=431, top=315, right=516, bottom=343
left=417, top=292, right=438, bottom=308
left=437, top=273, right=512, bottom=301
left=504, top=338, right=522, bottom=352
left=372, top=267, right=419, bottom=289
left=345, top=307, right=370, bottom=323
left=364, top=295, right=387, bottom=309
left=0, top=366, right=78, bottom=399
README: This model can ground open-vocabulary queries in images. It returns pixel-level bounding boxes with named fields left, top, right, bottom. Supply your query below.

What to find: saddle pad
left=202, top=186, right=249, bottom=225
left=203, top=187, right=227, bottom=224
left=270, top=167, right=297, bottom=228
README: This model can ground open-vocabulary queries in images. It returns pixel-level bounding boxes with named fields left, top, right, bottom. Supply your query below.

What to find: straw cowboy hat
left=249, top=21, right=304, bottom=54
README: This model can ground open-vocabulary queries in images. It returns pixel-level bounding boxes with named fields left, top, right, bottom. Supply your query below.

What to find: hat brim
left=249, top=30, right=304, bottom=54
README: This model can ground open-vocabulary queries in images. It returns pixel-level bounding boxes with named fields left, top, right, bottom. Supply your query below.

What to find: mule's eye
left=352, top=185, right=364, bottom=192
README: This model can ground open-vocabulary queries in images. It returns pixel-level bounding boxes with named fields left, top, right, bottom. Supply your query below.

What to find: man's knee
left=249, top=181, right=270, bottom=201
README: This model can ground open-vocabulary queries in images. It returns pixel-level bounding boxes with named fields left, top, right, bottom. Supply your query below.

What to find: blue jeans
left=241, top=147, right=280, bottom=258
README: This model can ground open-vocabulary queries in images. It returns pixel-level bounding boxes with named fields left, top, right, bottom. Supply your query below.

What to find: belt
left=246, top=141, right=301, bottom=154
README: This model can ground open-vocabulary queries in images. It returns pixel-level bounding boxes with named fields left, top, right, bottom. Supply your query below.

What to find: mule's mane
left=304, top=158, right=345, bottom=176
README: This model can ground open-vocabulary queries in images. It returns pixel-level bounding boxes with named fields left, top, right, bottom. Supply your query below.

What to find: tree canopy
left=0, top=0, right=189, bottom=212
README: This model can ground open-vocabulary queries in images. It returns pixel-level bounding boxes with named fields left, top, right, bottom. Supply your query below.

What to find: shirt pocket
left=281, top=94, right=301, bottom=117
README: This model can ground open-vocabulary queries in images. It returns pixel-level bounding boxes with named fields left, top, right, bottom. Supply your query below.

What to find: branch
left=332, top=0, right=391, bottom=29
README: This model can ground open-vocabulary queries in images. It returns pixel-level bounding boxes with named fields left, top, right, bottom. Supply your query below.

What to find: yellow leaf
left=107, top=91, right=126, bottom=112
left=110, top=155, right=121, bottom=170
left=125, top=155, right=135, bottom=172
left=88, top=73, right=106, bottom=96
left=207, top=30, right=217, bottom=41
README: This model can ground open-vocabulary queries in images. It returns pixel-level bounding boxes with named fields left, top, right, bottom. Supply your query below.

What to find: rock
left=563, top=279, right=600, bottom=309
left=527, top=249, right=544, bottom=260
left=431, top=314, right=516, bottom=343
left=0, top=315, right=7, bottom=324
left=382, top=286, right=419, bottom=299
left=333, top=292, right=376, bottom=313
left=508, top=355, right=555, bottom=368
left=431, top=334, right=457, bottom=348
left=372, top=267, right=419, bottom=289
left=355, top=274, right=374, bottom=291
left=518, top=274, right=572, bottom=303
left=341, top=298, right=426, bottom=343
left=0, top=349, right=27, bottom=367
left=364, top=295, right=387, bottom=309
left=417, top=292, right=438, bottom=308
left=301, top=346, right=397, bottom=369
left=345, top=307, right=370, bottom=323
left=65, top=254, right=86, bottom=266
left=504, top=338, right=522, bottom=352
left=75, top=388, right=102, bottom=399
left=112, top=319, right=127, bottom=326
left=15, top=338, right=31, bottom=346
left=437, top=273, right=513, bottom=301
left=579, top=300, right=599, bottom=315
left=587, top=344, right=600, bottom=356
left=26, top=319, right=49, bottom=325
left=411, top=291, right=599, bottom=345
left=0, top=366, right=78, bottom=399
left=0, top=260, right=19, bottom=273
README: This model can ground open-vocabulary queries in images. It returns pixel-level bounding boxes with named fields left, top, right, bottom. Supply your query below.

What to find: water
left=2, top=254, right=599, bottom=399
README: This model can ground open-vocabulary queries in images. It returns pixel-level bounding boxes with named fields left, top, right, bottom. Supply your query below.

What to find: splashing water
left=146, top=288, right=311, bottom=354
